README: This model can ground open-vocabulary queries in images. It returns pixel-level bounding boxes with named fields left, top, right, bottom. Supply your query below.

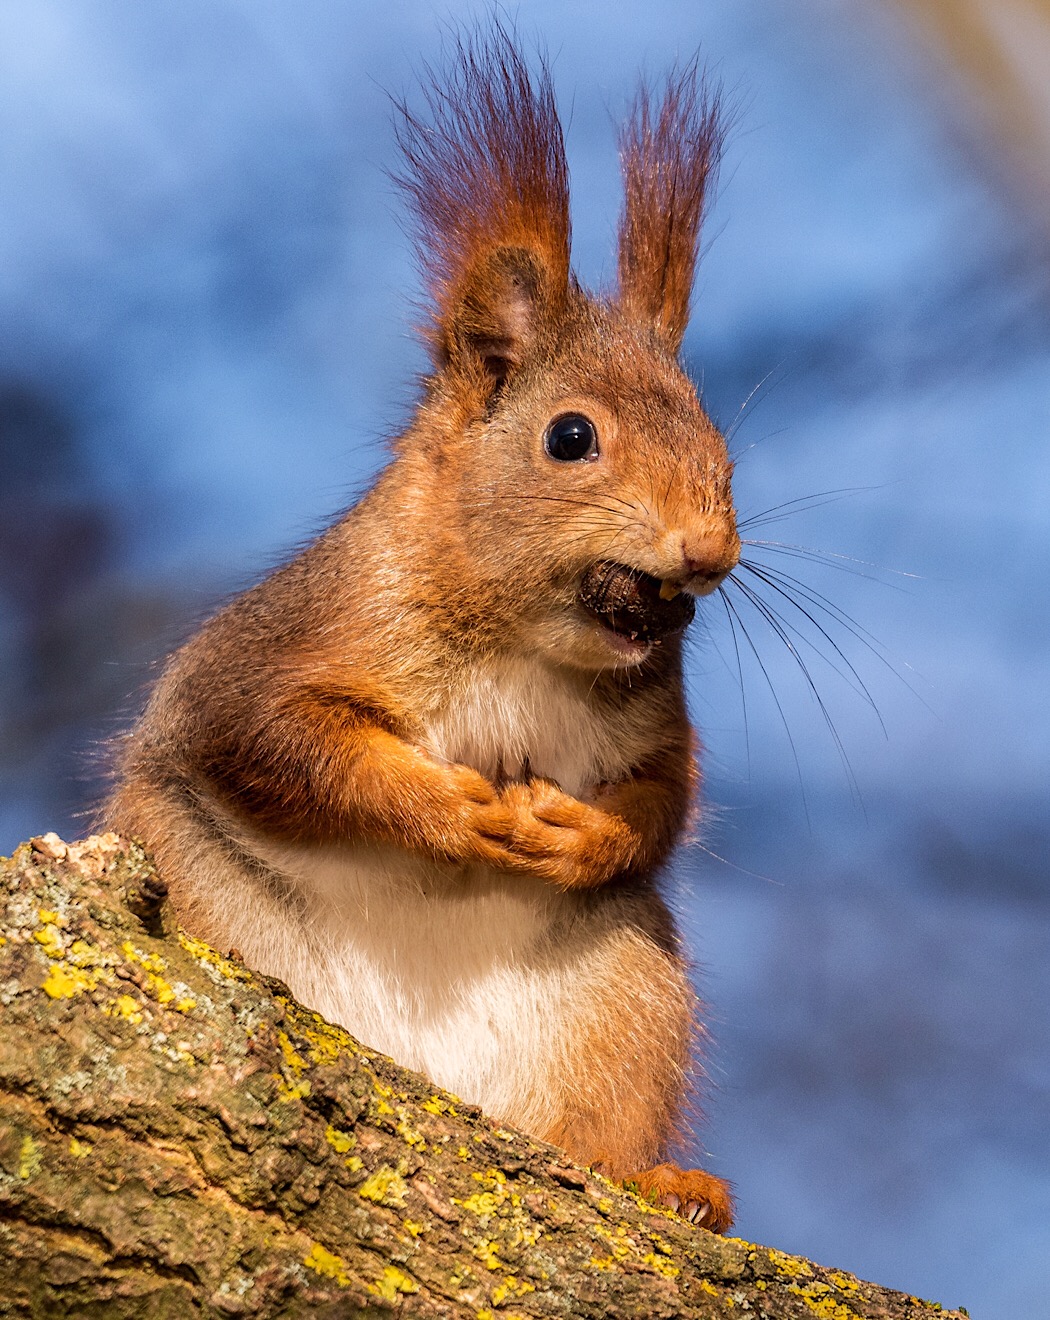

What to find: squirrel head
left=393, top=28, right=740, bottom=673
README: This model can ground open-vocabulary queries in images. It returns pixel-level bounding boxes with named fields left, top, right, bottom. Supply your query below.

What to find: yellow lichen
left=473, top=1169, right=507, bottom=1187
left=164, top=1042, right=197, bottom=1067
left=325, top=1124, right=356, bottom=1154
left=460, top=1191, right=501, bottom=1217
left=473, top=1240, right=503, bottom=1271
left=277, top=1030, right=306, bottom=1073
left=787, top=1283, right=859, bottom=1320
left=37, top=922, right=119, bottom=1002
left=641, top=1252, right=680, bottom=1279
left=68, top=1137, right=92, bottom=1159
left=457, top=1169, right=514, bottom=1219
left=768, top=1247, right=814, bottom=1279
left=33, top=926, right=64, bottom=958
left=177, top=931, right=252, bottom=980
left=369, top=1266, right=419, bottom=1301
left=491, top=1276, right=535, bottom=1304
left=66, top=939, right=109, bottom=969
left=422, top=1094, right=458, bottom=1116
left=275, top=1076, right=311, bottom=1102
left=357, top=1165, right=408, bottom=1207
left=300, top=1026, right=341, bottom=1064
left=591, top=1222, right=633, bottom=1262
left=394, top=1109, right=427, bottom=1151
left=18, top=1135, right=41, bottom=1180
left=403, top=1220, right=427, bottom=1237
left=273, top=1027, right=311, bottom=1100
left=829, top=1271, right=860, bottom=1293
left=121, top=940, right=166, bottom=973
left=303, top=1243, right=351, bottom=1287
left=144, top=972, right=175, bottom=1004
left=42, top=963, right=101, bottom=999
left=105, top=994, right=144, bottom=1025
left=457, top=1146, right=471, bottom=1160
left=323, top=1125, right=362, bottom=1170
left=279, top=999, right=352, bottom=1065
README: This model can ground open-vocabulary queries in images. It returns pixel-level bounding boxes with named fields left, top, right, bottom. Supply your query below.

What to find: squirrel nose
left=680, top=529, right=740, bottom=581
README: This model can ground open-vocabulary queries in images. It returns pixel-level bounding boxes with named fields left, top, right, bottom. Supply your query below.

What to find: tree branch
left=0, top=834, right=968, bottom=1319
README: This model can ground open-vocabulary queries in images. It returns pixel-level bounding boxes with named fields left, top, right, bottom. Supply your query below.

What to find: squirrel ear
left=393, top=26, right=571, bottom=387
left=444, top=246, right=552, bottom=384
left=617, top=65, right=725, bottom=353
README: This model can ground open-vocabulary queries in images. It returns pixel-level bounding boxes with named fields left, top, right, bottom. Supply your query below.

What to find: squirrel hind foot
left=625, top=1162, right=734, bottom=1234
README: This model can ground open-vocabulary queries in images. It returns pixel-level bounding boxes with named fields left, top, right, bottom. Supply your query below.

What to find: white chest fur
left=422, top=655, right=631, bottom=797
left=214, top=654, right=639, bottom=1130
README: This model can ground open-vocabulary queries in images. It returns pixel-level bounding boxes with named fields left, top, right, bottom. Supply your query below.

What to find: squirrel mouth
left=578, top=561, right=697, bottom=644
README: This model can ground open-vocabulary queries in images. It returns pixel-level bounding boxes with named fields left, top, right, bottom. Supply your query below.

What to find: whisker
left=691, top=835, right=778, bottom=884
left=715, top=583, right=750, bottom=774
left=737, top=485, right=880, bottom=531
left=717, top=585, right=810, bottom=824
left=742, top=539, right=919, bottom=586
left=724, top=366, right=782, bottom=447
left=729, top=577, right=863, bottom=809
left=663, top=449, right=686, bottom=506
left=729, top=425, right=791, bottom=459
left=740, top=558, right=889, bottom=651
left=483, top=492, right=639, bottom=515
left=736, top=562, right=886, bottom=729
left=737, top=558, right=930, bottom=711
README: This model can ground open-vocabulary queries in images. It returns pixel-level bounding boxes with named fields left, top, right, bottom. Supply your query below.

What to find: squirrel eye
left=544, top=413, right=598, bottom=463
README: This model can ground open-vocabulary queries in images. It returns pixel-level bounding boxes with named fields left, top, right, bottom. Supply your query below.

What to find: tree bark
left=0, top=834, right=968, bottom=1319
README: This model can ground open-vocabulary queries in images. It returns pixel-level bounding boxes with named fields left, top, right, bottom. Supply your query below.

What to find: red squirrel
left=105, top=30, right=740, bottom=1232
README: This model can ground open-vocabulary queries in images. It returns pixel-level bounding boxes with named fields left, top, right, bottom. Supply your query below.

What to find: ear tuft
left=393, top=25, right=571, bottom=383
left=617, top=63, right=726, bottom=353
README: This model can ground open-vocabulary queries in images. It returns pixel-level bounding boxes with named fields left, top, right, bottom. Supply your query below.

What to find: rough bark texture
left=0, top=834, right=968, bottom=1319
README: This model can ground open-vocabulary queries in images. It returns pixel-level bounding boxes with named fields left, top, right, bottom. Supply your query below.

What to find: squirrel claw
left=625, top=1162, right=733, bottom=1234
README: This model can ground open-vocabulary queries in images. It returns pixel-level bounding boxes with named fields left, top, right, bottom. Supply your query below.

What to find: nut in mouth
left=578, top=561, right=697, bottom=644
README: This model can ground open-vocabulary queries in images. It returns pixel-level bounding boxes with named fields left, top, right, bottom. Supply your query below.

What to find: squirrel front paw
left=367, top=745, right=516, bottom=870
left=410, top=760, right=525, bottom=869
left=498, top=778, right=640, bottom=888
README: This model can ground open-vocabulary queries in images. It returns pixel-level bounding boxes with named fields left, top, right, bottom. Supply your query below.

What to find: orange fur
left=105, top=27, right=739, bottom=1232
left=618, top=63, right=726, bottom=352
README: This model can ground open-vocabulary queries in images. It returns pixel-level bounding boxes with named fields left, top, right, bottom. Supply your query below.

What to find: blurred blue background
left=1, top=2, right=1048, bottom=1314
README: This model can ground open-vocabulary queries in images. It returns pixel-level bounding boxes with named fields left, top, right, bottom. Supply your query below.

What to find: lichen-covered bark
left=0, top=834, right=968, bottom=1319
